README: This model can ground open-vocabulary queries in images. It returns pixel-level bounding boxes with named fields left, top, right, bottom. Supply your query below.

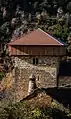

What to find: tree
left=67, top=2, right=71, bottom=13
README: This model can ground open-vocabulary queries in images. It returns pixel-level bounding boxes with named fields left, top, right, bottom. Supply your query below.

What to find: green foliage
left=0, top=0, right=70, bottom=44
left=0, top=100, right=71, bottom=119
left=67, top=2, right=71, bottom=13
left=52, top=24, right=69, bottom=40
left=0, top=72, right=4, bottom=80
left=53, top=24, right=62, bottom=38
left=31, top=108, right=41, bottom=119
left=0, top=101, right=53, bottom=119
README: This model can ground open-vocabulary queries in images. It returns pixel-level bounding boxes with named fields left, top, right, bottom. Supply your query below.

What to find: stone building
left=8, top=28, right=66, bottom=96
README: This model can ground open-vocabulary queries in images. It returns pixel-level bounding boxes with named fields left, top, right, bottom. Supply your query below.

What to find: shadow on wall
left=22, top=87, right=71, bottom=110
left=59, top=60, right=71, bottom=76
left=45, top=88, right=71, bottom=108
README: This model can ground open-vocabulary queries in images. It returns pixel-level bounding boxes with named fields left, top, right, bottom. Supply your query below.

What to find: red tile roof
left=9, top=28, right=64, bottom=46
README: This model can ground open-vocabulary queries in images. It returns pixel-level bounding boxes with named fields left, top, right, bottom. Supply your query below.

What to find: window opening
left=33, top=57, right=38, bottom=65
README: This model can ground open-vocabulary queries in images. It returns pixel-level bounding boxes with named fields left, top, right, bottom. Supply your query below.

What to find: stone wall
left=58, top=76, right=71, bottom=87
left=13, top=56, right=59, bottom=97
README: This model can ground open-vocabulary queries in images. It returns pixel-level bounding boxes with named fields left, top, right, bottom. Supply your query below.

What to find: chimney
left=28, top=74, right=36, bottom=95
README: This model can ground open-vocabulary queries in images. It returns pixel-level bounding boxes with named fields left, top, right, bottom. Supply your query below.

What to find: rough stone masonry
left=13, top=56, right=60, bottom=97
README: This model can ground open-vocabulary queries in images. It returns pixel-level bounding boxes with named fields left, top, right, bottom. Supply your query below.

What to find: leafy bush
left=0, top=100, right=71, bottom=119
left=52, top=24, right=69, bottom=40
left=0, top=72, right=4, bottom=80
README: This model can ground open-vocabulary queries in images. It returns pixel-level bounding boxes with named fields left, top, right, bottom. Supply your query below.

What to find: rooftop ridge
left=9, top=29, right=35, bottom=45
left=38, top=28, right=64, bottom=46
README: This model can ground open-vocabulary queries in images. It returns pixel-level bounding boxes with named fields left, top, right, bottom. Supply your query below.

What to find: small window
left=36, top=58, right=38, bottom=64
left=33, top=58, right=35, bottom=65
left=33, top=57, right=38, bottom=65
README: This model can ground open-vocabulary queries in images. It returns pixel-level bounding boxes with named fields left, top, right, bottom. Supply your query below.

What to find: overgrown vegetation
left=0, top=99, right=71, bottom=119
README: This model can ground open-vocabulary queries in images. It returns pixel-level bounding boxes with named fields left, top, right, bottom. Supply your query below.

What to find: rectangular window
left=33, top=57, right=38, bottom=65
left=33, top=58, right=35, bottom=65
